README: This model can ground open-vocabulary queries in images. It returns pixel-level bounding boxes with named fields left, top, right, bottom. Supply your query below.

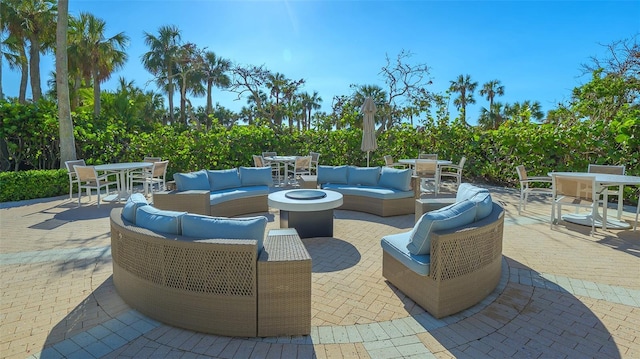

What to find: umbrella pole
left=367, top=151, right=370, bottom=167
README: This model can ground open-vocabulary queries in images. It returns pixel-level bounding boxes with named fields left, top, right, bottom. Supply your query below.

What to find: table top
left=94, top=162, right=153, bottom=171
left=548, top=172, right=640, bottom=185
left=264, top=156, right=297, bottom=162
left=268, top=189, right=343, bottom=212
left=398, top=159, right=452, bottom=165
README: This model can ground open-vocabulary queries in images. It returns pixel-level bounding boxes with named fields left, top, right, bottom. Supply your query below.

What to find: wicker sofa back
left=382, top=201, right=504, bottom=318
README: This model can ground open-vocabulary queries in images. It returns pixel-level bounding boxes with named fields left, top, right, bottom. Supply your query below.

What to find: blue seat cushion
left=321, top=184, right=413, bottom=200
left=381, top=232, right=431, bottom=276
left=239, top=166, right=274, bottom=187
left=174, top=170, right=210, bottom=191
left=136, top=206, right=186, bottom=235
left=317, top=165, right=348, bottom=185
left=207, top=169, right=241, bottom=191
left=209, top=186, right=269, bottom=205
left=407, top=199, right=477, bottom=255
left=122, top=193, right=148, bottom=223
left=347, top=166, right=380, bottom=186
left=181, top=213, right=267, bottom=252
left=377, top=167, right=412, bottom=191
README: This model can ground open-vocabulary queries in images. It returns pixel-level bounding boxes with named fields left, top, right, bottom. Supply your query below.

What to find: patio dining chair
left=309, top=151, right=321, bottom=174
left=516, top=165, right=552, bottom=214
left=128, top=157, right=162, bottom=191
left=64, top=159, right=86, bottom=199
left=418, top=153, right=438, bottom=160
left=551, top=174, right=599, bottom=236
left=254, top=155, right=279, bottom=180
left=74, top=165, right=119, bottom=207
left=383, top=155, right=406, bottom=169
left=588, top=164, right=625, bottom=219
left=288, top=156, right=312, bottom=186
left=131, top=160, right=169, bottom=196
left=414, top=159, right=439, bottom=195
left=439, top=156, right=467, bottom=189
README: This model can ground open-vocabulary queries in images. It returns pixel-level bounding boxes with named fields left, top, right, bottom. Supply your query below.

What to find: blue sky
left=3, top=0, right=639, bottom=125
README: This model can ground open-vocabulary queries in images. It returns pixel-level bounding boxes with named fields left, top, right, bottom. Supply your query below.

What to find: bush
left=0, top=170, right=68, bottom=202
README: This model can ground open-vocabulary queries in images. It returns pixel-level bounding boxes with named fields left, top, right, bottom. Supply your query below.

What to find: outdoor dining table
left=264, top=155, right=297, bottom=186
left=549, top=171, right=640, bottom=230
left=94, top=162, right=153, bottom=202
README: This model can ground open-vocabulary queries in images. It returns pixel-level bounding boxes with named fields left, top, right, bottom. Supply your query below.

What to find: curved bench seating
left=152, top=167, right=271, bottom=217
left=317, top=166, right=419, bottom=217
left=381, top=184, right=504, bottom=318
left=110, top=204, right=311, bottom=337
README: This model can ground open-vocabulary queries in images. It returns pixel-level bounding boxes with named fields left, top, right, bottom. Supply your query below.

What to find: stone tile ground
left=0, top=184, right=638, bottom=358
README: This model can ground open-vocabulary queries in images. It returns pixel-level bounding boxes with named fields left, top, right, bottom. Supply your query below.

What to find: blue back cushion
left=407, top=199, right=477, bottom=255
left=173, top=170, right=210, bottom=191
left=317, top=165, right=348, bottom=184
left=181, top=213, right=267, bottom=252
left=207, top=169, right=241, bottom=191
left=239, top=166, right=274, bottom=186
left=456, top=183, right=488, bottom=202
left=378, top=167, right=412, bottom=191
left=347, top=166, right=380, bottom=186
left=136, top=206, right=186, bottom=235
left=470, top=191, right=493, bottom=221
left=121, top=193, right=148, bottom=223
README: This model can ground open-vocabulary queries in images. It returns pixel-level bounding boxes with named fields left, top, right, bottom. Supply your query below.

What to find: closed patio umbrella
left=360, top=97, right=378, bottom=167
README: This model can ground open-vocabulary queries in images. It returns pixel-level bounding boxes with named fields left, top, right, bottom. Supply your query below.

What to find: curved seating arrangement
left=381, top=184, right=504, bottom=318
left=317, top=165, right=418, bottom=217
left=152, top=167, right=272, bottom=217
left=110, top=195, right=311, bottom=337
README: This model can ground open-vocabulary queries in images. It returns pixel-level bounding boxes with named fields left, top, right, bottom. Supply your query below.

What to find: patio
left=1, top=184, right=638, bottom=359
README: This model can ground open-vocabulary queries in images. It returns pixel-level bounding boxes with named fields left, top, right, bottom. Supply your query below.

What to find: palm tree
left=479, top=79, right=505, bottom=129
left=55, top=0, right=76, bottom=167
left=1, top=0, right=36, bottom=102
left=172, top=42, right=205, bottom=126
left=200, top=51, right=231, bottom=117
left=6, top=0, right=56, bottom=101
left=449, top=74, right=478, bottom=126
left=68, top=12, right=129, bottom=116
left=142, top=25, right=181, bottom=125
left=478, top=102, right=507, bottom=130
left=300, top=91, right=322, bottom=130
left=505, top=100, right=544, bottom=123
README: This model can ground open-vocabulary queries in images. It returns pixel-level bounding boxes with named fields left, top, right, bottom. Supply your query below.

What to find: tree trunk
left=206, top=80, right=213, bottom=114
left=167, top=67, right=174, bottom=125
left=28, top=35, right=42, bottom=101
left=92, top=66, right=100, bottom=116
left=19, top=46, right=28, bottom=103
left=56, top=0, right=77, bottom=167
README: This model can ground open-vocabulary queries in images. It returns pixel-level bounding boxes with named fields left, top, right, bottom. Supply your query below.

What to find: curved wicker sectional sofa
left=381, top=184, right=505, bottom=318
left=317, top=165, right=419, bottom=217
left=110, top=194, right=311, bottom=337
left=152, top=167, right=272, bottom=217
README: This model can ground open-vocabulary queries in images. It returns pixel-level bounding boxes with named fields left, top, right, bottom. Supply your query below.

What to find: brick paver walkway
left=1, top=185, right=638, bottom=358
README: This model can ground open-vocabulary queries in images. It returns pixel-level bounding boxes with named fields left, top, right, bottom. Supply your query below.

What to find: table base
left=279, top=209, right=334, bottom=238
left=562, top=213, right=631, bottom=230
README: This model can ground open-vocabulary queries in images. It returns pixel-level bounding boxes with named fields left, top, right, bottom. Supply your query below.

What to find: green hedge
left=0, top=170, right=69, bottom=202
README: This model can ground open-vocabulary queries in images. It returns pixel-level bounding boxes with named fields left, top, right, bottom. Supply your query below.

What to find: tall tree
left=55, top=0, right=76, bottom=167
left=142, top=25, right=181, bottom=125
left=300, top=91, right=322, bottom=130
left=10, top=0, right=56, bottom=101
left=379, top=50, right=432, bottom=130
left=449, top=74, right=478, bottom=126
left=1, top=0, right=35, bottom=102
left=479, top=80, right=505, bottom=129
left=68, top=12, right=128, bottom=116
left=200, top=51, right=231, bottom=119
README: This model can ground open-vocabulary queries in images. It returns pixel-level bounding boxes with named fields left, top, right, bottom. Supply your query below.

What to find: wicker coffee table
left=268, top=189, right=343, bottom=238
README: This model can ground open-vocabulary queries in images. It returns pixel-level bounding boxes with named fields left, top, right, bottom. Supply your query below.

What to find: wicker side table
left=257, top=228, right=312, bottom=337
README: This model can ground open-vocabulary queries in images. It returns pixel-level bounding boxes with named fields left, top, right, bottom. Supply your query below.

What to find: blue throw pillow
left=378, top=167, right=412, bottom=191
left=181, top=213, right=267, bottom=252
left=407, top=199, right=477, bottom=255
left=207, top=169, right=241, bottom=191
left=121, top=193, right=148, bottom=223
left=173, top=170, right=210, bottom=191
left=347, top=166, right=380, bottom=186
left=239, top=166, right=274, bottom=186
left=136, top=206, right=186, bottom=235
left=469, top=191, right=493, bottom=221
left=317, top=165, right=348, bottom=184
left=456, top=183, right=489, bottom=202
